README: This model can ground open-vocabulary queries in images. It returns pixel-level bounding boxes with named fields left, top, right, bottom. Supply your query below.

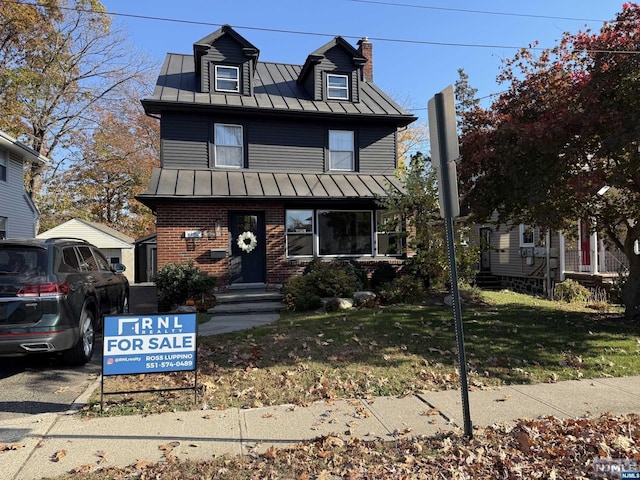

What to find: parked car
left=0, top=237, right=129, bottom=365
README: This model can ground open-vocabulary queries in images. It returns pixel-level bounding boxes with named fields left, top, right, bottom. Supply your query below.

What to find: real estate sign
left=102, top=313, right=197, bottom=375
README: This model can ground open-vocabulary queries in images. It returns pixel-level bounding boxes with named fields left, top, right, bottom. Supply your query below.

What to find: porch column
left=559, top=231, right=566, bottom=281
left=591, top=229, right=598, bottom=274
left=599, top=238, right=607, bottom=273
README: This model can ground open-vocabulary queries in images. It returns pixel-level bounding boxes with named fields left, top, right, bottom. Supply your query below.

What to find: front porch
left=561, top=246, right=628, bottom=287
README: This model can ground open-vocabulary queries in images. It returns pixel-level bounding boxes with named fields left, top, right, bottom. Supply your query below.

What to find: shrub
left=378, top=275, right=426, bottom=305
left=554, top=279, right=590, bottom=304
left=370, top=261, right=396, bottom=289
left=302, top=260, right=361, bottom=298
left=153, top=261, right=217, bottom=311
left=282, top=260, right=362, bottom=311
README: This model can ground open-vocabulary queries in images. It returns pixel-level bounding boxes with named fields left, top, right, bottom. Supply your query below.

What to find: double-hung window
left=329, top=130, right=354, bottom=171
left=0, top=149, right=7, bottom=182
left=327, top=74, right=348, bottom=100
left=286, top=210, right=313, bottom=256
left=214, top=124, right=243, bottom=168
left=214, top=65, right=239, bottom=92
left=519, top=224, right=538, bottom=247
left=0, top=217, right=6, bottom=239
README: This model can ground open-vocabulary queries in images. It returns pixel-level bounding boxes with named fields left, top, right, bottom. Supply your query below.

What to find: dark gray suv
left=0, top=238, right=129, bottom=365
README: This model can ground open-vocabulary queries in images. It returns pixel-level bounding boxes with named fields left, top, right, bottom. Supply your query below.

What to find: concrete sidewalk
left=2, top=376, right=639, bottom=479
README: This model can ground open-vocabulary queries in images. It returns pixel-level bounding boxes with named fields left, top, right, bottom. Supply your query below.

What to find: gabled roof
left=38, top=218, right=134, bottom=248
left=136, top=168, right=404, bottom=210
left=0, top=131, right=48, bottom=165
left=298, top=36, right=367, bottom=84
left=192, top=24, right=259, bottom=76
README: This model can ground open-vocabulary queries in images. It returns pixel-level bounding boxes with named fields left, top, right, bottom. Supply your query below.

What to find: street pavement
left=1, top=285, right=639, bottom=479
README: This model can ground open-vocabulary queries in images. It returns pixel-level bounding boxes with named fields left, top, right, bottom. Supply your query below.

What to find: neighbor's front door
left=229, top=212, right=266, bottom=285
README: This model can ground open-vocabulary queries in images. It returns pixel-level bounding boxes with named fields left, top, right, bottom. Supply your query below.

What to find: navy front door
left=229, top=212, right=266, bottom=285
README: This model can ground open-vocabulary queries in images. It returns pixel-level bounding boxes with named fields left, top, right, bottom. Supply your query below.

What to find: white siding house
left=0, top=131, right=47, bottom=238
left=38, top=218, right=135, bottom=283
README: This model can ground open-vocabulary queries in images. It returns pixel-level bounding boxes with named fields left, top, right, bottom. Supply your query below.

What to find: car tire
left=62, top=308, right=95, bottom=366
left=120, top=292, right=129, bottom=314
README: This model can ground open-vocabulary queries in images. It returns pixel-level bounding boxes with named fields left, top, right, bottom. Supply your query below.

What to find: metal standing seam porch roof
left=136, top=168, right=404, bottom=206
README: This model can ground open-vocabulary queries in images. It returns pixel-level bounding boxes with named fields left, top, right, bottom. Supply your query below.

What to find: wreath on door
left=237, top=231, right=258, bottom=253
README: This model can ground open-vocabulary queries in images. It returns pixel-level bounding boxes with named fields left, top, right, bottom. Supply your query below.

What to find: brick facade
left=156, top=201, right=407, bottom=290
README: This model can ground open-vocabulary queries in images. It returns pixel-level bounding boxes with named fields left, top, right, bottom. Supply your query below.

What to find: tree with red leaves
left=459, top=3, right=640, bottom=320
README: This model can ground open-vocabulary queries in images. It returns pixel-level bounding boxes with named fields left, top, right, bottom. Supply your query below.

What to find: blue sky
left=102, top=0, right=626, bottom=122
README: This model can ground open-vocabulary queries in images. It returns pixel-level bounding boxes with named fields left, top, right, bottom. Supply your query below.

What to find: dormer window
left=215, top=65, right=240, bottom=92
left=327, top=74, right=349, bottom=100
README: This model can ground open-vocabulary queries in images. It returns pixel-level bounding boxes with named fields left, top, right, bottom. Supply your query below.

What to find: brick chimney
left=357, top=37, right=373, bottom=82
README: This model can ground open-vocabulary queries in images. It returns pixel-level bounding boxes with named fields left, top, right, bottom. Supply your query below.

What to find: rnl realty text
left=103, top=314, right=197, bottom=375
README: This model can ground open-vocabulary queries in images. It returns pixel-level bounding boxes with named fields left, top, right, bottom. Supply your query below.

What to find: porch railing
left=564, top=249, right=629, bottom=274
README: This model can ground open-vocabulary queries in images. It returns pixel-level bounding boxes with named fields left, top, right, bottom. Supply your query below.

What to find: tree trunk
left=623, top=255, right=640, bottom=322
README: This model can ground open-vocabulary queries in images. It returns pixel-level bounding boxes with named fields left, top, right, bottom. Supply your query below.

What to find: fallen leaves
left=0, top=443, right=23, bottom=451
left=50, top=449, right=66, bottom=462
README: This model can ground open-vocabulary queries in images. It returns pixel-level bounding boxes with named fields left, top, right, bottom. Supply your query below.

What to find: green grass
left=90, top=290, right=639, bottom=416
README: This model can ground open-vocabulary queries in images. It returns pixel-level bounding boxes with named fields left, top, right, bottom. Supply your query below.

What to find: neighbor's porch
left=559, top=222, right=629, bottom=286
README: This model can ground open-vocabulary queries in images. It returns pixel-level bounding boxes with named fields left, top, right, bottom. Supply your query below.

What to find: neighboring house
left=37, top=218, right=135, bottom=283
left=136, top=25, right=417, bottom=289
left=0, top=131, right=47, bottom=238
left=475, top=219, right=628, bottom=295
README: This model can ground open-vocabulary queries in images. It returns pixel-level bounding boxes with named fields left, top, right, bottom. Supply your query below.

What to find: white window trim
left=327, top=74, right=349, bottom=100
left=214, top=65, right=240, bottom=93
left=214, top=123, right=243, bottom=168
left=519, top=224, right=538, bottom=247
left=375, top=211, right=403, bottom=257
left=0, top=216, right=7, bottom=239
left=285, top=209, right=314, bottom=258
left=328, top=130, right=355, bottom=172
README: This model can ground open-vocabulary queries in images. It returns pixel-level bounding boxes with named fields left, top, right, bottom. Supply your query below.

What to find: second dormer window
left=215, top=65, right=239, bottom=92
left=327, top=74, right=349, bottom=100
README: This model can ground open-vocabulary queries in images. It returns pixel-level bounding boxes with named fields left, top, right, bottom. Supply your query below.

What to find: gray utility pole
left=427, top=85, right=472, bottom=439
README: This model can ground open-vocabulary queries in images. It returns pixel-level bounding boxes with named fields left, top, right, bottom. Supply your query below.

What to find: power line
left=348, top=0, right=607, bottom=23
left=7, top=0, right=620, bottom=53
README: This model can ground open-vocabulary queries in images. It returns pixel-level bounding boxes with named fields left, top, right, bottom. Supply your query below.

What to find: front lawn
left=91, top=290, right=638, bottom=416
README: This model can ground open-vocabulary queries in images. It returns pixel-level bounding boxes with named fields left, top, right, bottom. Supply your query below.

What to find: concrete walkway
left=2, top=375, right=639, bottom=479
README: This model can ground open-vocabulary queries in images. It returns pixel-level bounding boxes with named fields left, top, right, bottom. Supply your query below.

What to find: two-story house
left=136, top=25, right=417, bottom=289
left=0, top=131, right=47, bottom=239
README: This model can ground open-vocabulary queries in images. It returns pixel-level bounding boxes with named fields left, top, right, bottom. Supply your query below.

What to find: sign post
left=101, top=313, right=198, bottom=410
left=428, top=85, right=473, bottom=438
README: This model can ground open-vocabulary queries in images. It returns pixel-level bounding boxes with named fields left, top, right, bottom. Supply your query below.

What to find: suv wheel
left=63, top=308, right=95, bottom=365
left=120, top=292, right=129, bottom=314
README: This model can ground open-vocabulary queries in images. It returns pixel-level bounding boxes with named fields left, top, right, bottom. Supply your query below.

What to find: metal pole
left=434, top=93, right=473, bottom=438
